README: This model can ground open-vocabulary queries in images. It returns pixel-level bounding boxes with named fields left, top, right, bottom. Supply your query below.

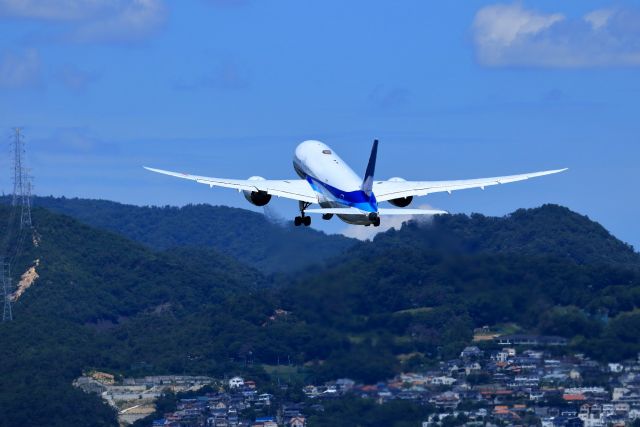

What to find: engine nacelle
left=387, top=177, right=414, bottom=207
left=389, top=196, right=413, bottom=207
left=242, top=176, right=272, bottom=206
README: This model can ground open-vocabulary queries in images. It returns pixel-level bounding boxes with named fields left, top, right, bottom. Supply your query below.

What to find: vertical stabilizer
left=362, top=139, right=378, bottom=196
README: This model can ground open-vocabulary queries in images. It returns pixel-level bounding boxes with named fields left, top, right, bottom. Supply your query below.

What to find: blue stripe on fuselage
left=306, top=175, right=378, bottom=213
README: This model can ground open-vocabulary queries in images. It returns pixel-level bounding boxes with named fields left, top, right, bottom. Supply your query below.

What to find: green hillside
left=0, top=202, right=639, bottom=426
left=31, top=197, right=355, bottom=273
left=272, top=205, right=640, bottom=380
left=375, top=204, right=639, bottom=266
left=0, top=206, right=268, bottom=427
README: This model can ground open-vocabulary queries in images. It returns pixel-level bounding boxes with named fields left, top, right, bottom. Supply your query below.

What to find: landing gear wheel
left=296, top=201, right=312, bottom=227
left=368, top=212, right=381, bottom=227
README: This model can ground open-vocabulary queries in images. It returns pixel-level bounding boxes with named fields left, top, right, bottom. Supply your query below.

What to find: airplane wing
left=144, top=166, right=317, bottom=203
left=373, top=168, right=568, bottom=202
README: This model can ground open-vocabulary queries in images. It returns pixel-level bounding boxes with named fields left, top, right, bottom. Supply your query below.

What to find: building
left=497, top=335, right=567, bottom=347
left=460, top=346, right=483, bottom=359
left=288, top=416, right=306, bottom=427
left=229, top=377, right=245, bottom=389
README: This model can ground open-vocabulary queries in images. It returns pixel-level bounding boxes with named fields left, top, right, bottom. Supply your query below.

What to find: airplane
left=144, top=139, right=567, bottom=227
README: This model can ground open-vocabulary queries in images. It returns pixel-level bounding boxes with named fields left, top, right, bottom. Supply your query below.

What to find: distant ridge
left=31, top=196, right=356, bottom=273
left=5, top=197, right=636, bottom=269
left=375, top=204, right=639, bottom=267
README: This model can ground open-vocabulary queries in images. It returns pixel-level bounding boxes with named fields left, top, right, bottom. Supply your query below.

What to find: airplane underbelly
left=320, top=201, right=372, bottom=225
left=337, top=214, right=371, bottom=225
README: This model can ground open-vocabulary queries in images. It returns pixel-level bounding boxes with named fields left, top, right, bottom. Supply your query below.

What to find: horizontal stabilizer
left=378, top=208, right=448, bottom=215
left=305, top=208, right=364, bottom=215
left=305, top=208, right=448, bottom=216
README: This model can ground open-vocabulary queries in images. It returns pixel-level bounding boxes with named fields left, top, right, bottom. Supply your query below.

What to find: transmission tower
left=1, top=259, right=12, bottom=322
left=11, top=128, right=32, bottom=229
left=1, top=128, right=33, bottom=321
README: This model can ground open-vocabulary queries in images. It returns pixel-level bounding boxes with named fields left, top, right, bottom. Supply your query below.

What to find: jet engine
left=242, top=176, right=272, bottom=206
left=386, top=177, right=413, bottom=207
left=389, top=196, right=413, bottom=207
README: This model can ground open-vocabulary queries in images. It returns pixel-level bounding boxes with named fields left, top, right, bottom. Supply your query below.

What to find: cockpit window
left=322, top=149, right=332, bottom=155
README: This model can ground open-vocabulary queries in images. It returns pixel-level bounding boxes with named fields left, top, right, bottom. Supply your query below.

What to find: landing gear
left=294, top=202, right=312, bottom=227
left=294, top=215, right=311, bottom=226
left=368, top=212, right=381, bottom=227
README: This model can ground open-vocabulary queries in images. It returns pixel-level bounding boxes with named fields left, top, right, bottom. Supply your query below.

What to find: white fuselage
left=293, top=140, right=378, bottom=225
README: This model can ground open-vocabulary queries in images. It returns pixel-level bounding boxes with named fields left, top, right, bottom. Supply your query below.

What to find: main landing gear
left=294, top=202, right=312, bottom=227
left=368, top=212, right=381, bottom=227
left=294, top=215, right=311, bottom=227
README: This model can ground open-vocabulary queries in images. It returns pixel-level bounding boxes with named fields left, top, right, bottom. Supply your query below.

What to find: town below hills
left=0, top=197, right=639, bottom=427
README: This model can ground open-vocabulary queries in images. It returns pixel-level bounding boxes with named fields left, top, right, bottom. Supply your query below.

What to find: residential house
left=335, top=378, right=355, bottom=392
left=578, top=404, right=605, bottom=427
left=460, top=346, right=483, bottom=359
left=253, top=417, right=277, bottom=427
left=609, top=363, right=624, bottom=373
left=497, top=334, right=567, bottom=346
left=431, top=391, right=460, bottom=410
left=289, top=416, right=306, bottom=427
left=229, top=377, right=244, bottom=389
left=431, top=376, right=456, bottom=386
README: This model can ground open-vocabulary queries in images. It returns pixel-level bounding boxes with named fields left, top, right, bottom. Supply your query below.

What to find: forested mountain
left=0, top=206, right=268, bottom=426
left=275, top=205, right=640, bottom=380
left=30, top=197, right=355, bottom=273
left=374, top=205, right=639, bottom=266
left=0, top=202, right=639, bottom=426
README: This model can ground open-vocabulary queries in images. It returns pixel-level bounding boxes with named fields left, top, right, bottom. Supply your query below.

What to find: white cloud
left=0, top=48, right=41, bottom=89
left=472, top=3, right=640, bottom=67
left=0, top=0, right=166, bottom=42
left=73, top=0, right=166, bottom=43
left=341, top=204, right=437, bottom=241
left=474, top=3, right=564, bottom=48
left=584, top=9, right=614, bottom=31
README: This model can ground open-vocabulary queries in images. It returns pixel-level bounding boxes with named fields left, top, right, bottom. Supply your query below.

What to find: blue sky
left=0, top=1, right=639, bottom=245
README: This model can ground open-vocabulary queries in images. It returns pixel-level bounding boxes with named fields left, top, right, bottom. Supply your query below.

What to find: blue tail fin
left=362, top=139, right=378, bottom=196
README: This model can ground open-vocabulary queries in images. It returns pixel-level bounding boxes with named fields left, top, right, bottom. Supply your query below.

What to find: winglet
left=362, top=139, right=378, bottom=196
